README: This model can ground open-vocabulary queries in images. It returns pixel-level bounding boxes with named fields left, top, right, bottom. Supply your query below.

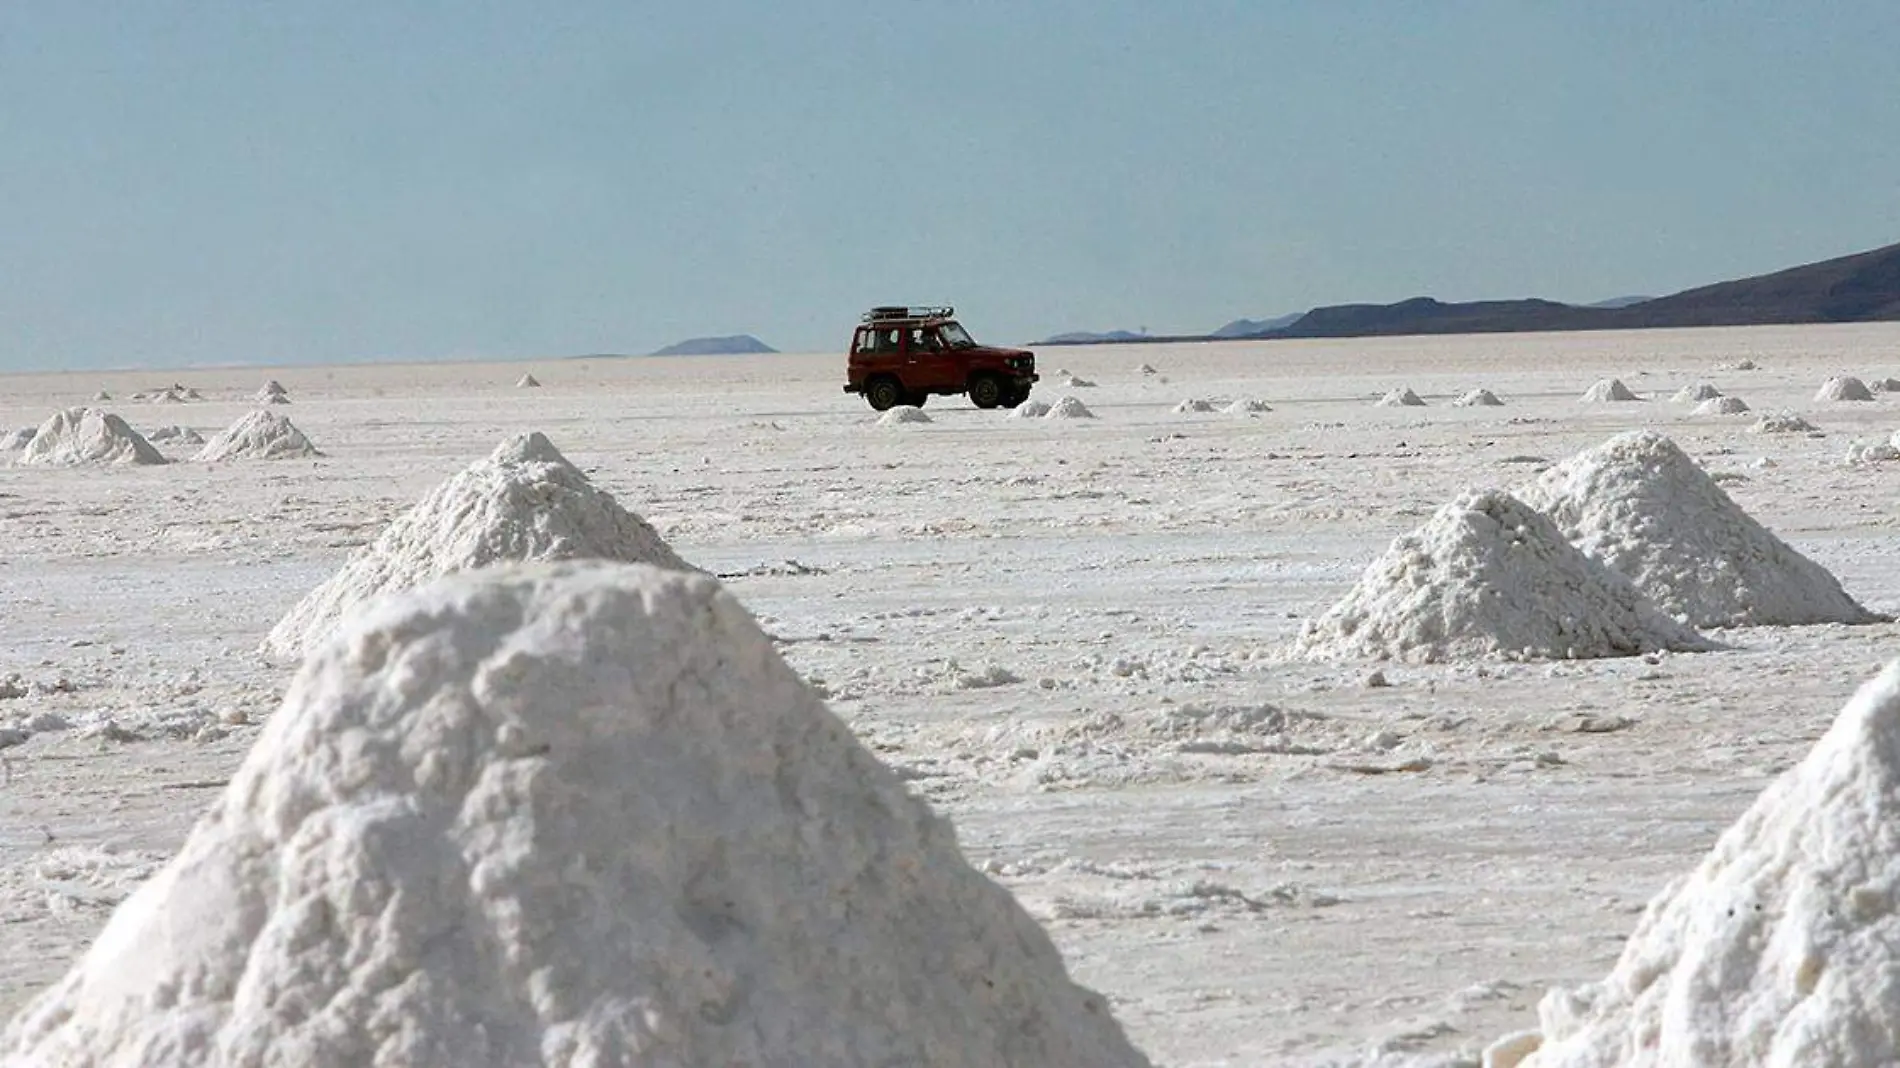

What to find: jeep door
left=902, top=326, right=961, bottom=391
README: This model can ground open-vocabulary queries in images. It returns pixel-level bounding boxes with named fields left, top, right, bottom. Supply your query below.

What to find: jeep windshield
left=938, top=322, right=976, bottom=349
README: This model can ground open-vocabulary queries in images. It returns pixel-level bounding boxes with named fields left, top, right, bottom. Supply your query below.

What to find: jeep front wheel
left=969, top=374, right=1005, bottom=409
left=999, top=385, right=1028, bottom=409
left=866, top=377, right=904, bottom=412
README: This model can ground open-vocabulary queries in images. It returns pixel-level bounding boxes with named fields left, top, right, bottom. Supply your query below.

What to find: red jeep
left=844, top=306, right=1038, bottom=411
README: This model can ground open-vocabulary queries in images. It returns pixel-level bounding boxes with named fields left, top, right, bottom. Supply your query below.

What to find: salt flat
left=3, top=323, right=1900, bottom=1065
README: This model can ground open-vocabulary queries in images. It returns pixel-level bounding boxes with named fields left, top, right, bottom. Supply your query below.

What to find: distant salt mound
left=1452, top=388, right=1504, bottom=407
left=1061, top=375, right=1097, bottom=388
left=876, top=405, right=931, bottom=426
left=1045, top=396, right=1096, bottom=420
left=195, top=410, right=322, bottom=461
left=1693, top=395, right=1750, bottom=415
left=0, top=428, right=33, bottom=451
left=144, top=425, right=204, bottom=446
left=1723, top=358, right=1760, bottom=371
left=1491, top=662, right=1900, bottom=1068
left=1291, top=490, right=1707, bottom=663
left=260, top=378, right=286, bottom=395
left=1173, top=398, right=1215, bottom=414
left=91, top=391, right=110, bottom=402
left=3, top=564, right=1150, bottom=1068
left=1225, top=398, right=1271, bottom=414
left=1136, top=362, right=1158, bottom=375
left=1519, top=430, right=1881, bottom=628
left=1670, top=382, right=1723, bottom=403
left=1580, top=378, right=1640, bottom=403
left=261, top=432, right=693, bottom=660
left=1010, top=400, right=1053, bottom=419
left=1817, top=375, right=1875, bottom=402
left=256, top=379, right=290, bottom=405
left=18, top=409, right=166, bottom=467
left=1870, top=377, right=1900, bottom=393
left=1374, top=387, right=1425, bottom=408
left=516, top=373, right=541, bottom=388
left=1750, top=411, right=1820, bottom=434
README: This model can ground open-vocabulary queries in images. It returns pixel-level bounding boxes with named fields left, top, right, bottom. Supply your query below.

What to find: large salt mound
left=1519, top=430, right=1882, bottom=628
left=1291, top=490, right=1708, bottom=663
left=1580, top=378, right=1640, bottom=402
left=0, top=428, right=33, bottom=450
left=261, top=432, right=692, bottom=660
left=2, top=563, right=1150, bottom=1068
left=1374, top=387, right=1425, bottom=407
left=875, top=405, right=931, bottom=426
left=17, top=408, right=166, bottom=466
left=1692, top=395, right=1750, bottom=415
left=1010, top=399, right=1053, bottom=419
left=1452, top=388, right=1504, bottom=407
left=1817, top=375, right=1875, bottom=401
left=194, top=409, right=322, bottom=461
left=1491, top=662, right=1900, bottom=1068
left=1045, top=396, right=1095, bottom=419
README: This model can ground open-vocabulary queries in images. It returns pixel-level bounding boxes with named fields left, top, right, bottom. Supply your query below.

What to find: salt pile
left=1488, top=662, right=1900, bottom=1068
left=91, top=391, right=110, bottom=401
left=1750, top=411, right=1819, bottom=434
left=144, top=425, right=204, bottom=446
left=1045, top=396, right=1096, bottom=419
left=1173, top=398, right=1215, bottom=414
left=1452, top=388, right=1504, bottom=407
left=1224, top=398, right=1271, bottom=414
left=1580, top=378, right=1640, bottom=402
left=1374, top=387, right=1425, bottom=407
left=3, top=563, right=1151, bottom=1068
left=1519, top=430, right=1881, bottom=627
left=1845, top=439, right=1900, bottom=466
left=1291, top=489, right=1708, bottom=662
left=17, top=409, right=167, bottom=466
left=1692, top=395, right=1750, bottom=415
left=194, top=410, right=322, bottom=461
left=261, top=431, right=693, bottom=660
left=0, top=428, right=33, bottom=450
left=517, top=373, right=541, bottom=388
left=1010, top=399, right=1053, bottom=419
left=1870, top=376, right=1900, bottom=393
left=256, top=379, right=290, bottom=404
left=1062, top=375, right=1097, bottom=388
left=875, top=405, right=931, bottom=426
left=1817, top=375, right=1875, bottom=402
left=1670, top=382, right=1723, bottom=403
left=1136, top=362, right=1158, bottom=375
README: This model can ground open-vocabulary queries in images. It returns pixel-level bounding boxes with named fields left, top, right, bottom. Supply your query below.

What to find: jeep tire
left=866, top=376, right=904, bottom=412
left=999, top=385, right=1028, bottom=409
left=969, top=374, right=1005, bottom=410
left=902, top=390, right=930, bottom=408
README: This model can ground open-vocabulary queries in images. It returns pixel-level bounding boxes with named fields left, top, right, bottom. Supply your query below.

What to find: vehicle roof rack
left=862, top=305, right=953, bottom=323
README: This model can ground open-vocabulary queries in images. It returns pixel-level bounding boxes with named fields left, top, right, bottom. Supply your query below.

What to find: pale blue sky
left=2, top=2, right=1897, bottom=370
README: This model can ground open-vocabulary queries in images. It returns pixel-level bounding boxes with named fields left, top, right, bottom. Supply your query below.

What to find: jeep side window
left=853, top=328, right=873, bottom=355
left=909, top=328, right=940, bottom=353
left=878, top=329, right=900, bottom=353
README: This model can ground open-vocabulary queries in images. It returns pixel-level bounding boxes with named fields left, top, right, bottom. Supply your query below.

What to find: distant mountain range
left=1034, top=240, right=1900, bottom=346
left=650, top=334, right=777, bottom=356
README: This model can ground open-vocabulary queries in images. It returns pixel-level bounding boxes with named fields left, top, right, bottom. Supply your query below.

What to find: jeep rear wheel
left=969, top=374, right=1005, bottom=409
left=866, top=377, right=904, bottom=412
